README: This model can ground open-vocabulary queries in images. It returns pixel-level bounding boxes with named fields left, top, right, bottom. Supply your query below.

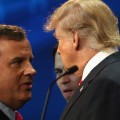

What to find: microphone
left=41, top=65, right=78, bottom=120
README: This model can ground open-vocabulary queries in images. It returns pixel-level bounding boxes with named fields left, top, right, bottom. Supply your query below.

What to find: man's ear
left=73, top=31, right=80, bottom=50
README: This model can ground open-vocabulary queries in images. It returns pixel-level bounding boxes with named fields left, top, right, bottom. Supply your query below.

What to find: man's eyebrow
left=9, top=57, right=23, bottom=63
left=11, top=55, right=33, bottom=61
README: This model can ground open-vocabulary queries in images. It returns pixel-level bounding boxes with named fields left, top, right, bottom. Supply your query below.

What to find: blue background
left=0, top=0, right=119, bottom=120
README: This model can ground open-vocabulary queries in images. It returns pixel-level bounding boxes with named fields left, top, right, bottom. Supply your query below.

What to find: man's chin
left=20, top=92, right=32, bottom=102
left=63, top=92, right=73, bottom=101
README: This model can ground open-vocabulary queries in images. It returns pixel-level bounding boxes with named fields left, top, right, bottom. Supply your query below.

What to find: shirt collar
left=0, top=102, right=15, bottom=120
left=82, top=47, right=118, bottom=80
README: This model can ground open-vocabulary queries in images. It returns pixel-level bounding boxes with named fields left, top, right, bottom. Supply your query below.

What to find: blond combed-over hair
left=44, top=0, right=120, bottom=50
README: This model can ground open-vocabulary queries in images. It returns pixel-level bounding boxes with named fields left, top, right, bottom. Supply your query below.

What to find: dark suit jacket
left=0, top=110, right=10, bottom=120
left=60, top=52, right=120, bottom=120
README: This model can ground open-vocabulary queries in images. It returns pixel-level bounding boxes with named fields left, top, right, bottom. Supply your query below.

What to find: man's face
left=0, top=38, right=36, bottom=110
left=55, top=26, right=77, bottom=70
left=55, top=53, right=80, bottom=102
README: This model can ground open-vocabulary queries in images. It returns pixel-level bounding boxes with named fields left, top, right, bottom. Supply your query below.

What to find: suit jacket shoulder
left=60, top=52, right=120, bottom=120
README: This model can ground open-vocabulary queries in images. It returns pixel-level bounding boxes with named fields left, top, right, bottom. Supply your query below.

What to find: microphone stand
left=40, top=65, right=78, bottom=120
left=41, top=73, right=66, bottom=120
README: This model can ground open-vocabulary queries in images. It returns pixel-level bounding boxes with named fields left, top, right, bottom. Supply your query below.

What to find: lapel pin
left=80, top=85, right=84, bottom=92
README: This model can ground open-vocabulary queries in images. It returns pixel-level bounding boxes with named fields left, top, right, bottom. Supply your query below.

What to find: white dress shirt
left=82, top=47, right=118, bottom=81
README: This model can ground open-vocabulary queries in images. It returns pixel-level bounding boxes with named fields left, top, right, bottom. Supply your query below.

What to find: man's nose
left=57, top=47, right=60, bottom=55
left=61, top=75, right=70, bottom=84
left=24, top=63, right=36, bottom=76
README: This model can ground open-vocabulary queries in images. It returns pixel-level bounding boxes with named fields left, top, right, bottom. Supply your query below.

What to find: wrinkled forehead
left=0, top=38, right=33, bottom=57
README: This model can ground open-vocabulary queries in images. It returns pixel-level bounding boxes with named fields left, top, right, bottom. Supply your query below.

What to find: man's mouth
left=63, top=88, right=74, bottom=98
left=21, top=81, right=32, bottom=90
left=63, top=88, right=73, bottom=93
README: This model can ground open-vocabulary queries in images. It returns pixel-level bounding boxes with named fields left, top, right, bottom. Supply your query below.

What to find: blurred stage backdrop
left=0, top=0, right=119, bottom=120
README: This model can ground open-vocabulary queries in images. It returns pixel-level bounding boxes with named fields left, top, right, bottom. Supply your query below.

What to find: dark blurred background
left=0, top=0, right=119, bottom=120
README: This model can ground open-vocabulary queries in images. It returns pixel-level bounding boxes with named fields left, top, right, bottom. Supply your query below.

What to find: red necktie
left=15, top=111, right=23, bottom=120
left=79, top=79, right=82, bottom=86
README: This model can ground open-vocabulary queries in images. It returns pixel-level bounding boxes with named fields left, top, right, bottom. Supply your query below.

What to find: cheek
left=57, top=79, right=62, bottom=88
left=58, top=41, right=74, bottom=68
left=71, top=75, right=80, bottom=82
left=0, top=75, right=16, bottom=96
left=0, top=68, right=20, bottom=88
left=58, top=42, right=71, bottom=58
left=58, top=41, right=66, bottom=52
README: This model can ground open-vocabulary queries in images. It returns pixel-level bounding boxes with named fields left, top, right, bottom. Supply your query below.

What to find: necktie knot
left=15, top=111, right=23, bottom=120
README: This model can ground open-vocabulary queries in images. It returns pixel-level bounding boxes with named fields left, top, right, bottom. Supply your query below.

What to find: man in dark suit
left=44, top=0, right=120, bottom=119
left=0, top=24, right=36, bottom=120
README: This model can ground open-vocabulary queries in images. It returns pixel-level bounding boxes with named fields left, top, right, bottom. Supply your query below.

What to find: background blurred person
left=53, top=44, right=80, bottom=102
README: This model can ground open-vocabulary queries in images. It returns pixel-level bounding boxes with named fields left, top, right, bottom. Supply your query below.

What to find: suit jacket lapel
left=61, top=52, right=120, bottom=120
left=0, top=110, right=10, bottom=120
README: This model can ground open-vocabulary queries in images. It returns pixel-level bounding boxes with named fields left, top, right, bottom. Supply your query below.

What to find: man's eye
left=55, top=69, right=64, bottom=77
left=14, top=59, right=23, bottom=64
left=55, top=69, right=63, bottom=76
left=11, top=58, right=23, bottom=66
